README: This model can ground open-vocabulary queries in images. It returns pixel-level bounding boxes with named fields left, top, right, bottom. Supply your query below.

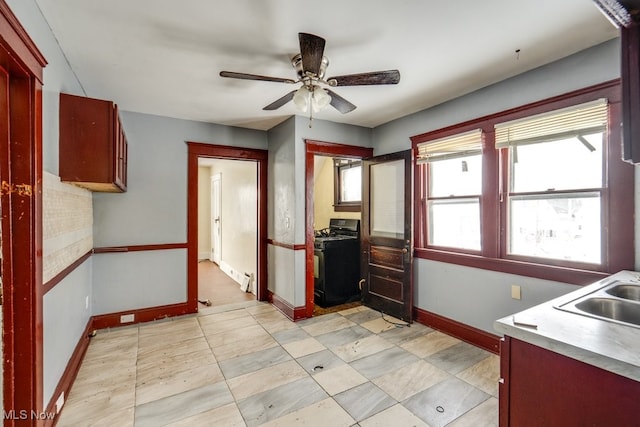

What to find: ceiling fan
left=220, top=32, right=400, bottom=119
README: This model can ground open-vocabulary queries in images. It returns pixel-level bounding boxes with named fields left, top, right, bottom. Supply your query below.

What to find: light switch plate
left=511, top=285, right=522, bottom=300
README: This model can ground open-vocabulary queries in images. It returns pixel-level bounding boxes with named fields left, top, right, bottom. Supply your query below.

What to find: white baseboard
left=219, top=261, right=255, bottom=294
left=199, top=251, right=210, bottom=260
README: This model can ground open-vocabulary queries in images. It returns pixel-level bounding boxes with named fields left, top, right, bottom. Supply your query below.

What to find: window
left=417, top=129, right=483, bottom=251
left=497, top=100, right=607, bottom=265
left=334, top=159, right=361, bottom=212
left=412, top=81, right=635, bottom=283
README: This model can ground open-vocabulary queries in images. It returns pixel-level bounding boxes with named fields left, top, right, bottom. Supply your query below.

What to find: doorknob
left=402, top=248, right=408, bottom=254
left=214, top=217, right=220, bottom=223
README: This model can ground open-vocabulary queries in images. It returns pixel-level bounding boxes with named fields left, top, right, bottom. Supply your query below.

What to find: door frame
left=0, top=1, right=47, bottom=422
left=187, top=142, right=268, bottom=310
left=304, top=140, right=373, bottom=318
left=210, top=173, right=221, bottom=264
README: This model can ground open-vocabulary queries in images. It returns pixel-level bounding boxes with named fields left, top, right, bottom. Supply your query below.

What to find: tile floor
left=57, top=301, right=499, bottom=426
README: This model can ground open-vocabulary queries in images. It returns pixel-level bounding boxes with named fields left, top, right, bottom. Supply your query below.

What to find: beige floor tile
left=448, top=397, right=498, bottom=427
left=198, top=308, right=252, bottom=326
left=331, top=335, right=394, bottom=363
left=136, top=344, right=217, bottom=385
left=360, top=317, right=399, bottom=334
left=227, top=359, right=307, bottom=400
left=84, top=329, right=138, bottom=361
left=58, top=405, right=135, bottom=427
left=210, top=332, right=278, bottom=362
left=245, top=302, right=279, bottom=315
left=137, top=336, right=212, bottom=367
left=61, top=382, right=135, bottom=425
left=204, top=324, right=267, bottom=347
left=337, top=306, right=370, bottom=316
left=301, top=316, right=356, bottom=336
left=165, top=402, right=246, bottom=426
left=138, top=317, right=204, bottom=350
left=359, top=403, right=429, bottom=427
left=260, top=398, right=355, bottom=427
left=199, top=315, right=259, bottom=337
left=457, top=354, right=500, bottom=397
left=136, top=362, right=225, bottom=405
left=252, top=309, right=289, bottom=323
left=312, top=364, right=368, bottom=396
left=67, top=367, right=136, bottom=402
left=373, top=360, right=450, bottom=401
left=400, top=330, right=460, bottom=357
left=282, top=337, right=325, bottom=358
left=260, top=317, right=299, bottom=334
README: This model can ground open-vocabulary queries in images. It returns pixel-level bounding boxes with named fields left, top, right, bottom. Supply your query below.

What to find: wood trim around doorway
left=0, top=1, right=47, bottom=423
left=186, top=142, right=268, bottom=312
left=304, top=140, right=373, bottom=318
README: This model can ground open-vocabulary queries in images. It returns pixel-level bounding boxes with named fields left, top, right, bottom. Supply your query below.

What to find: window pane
left=430, top=154, right=482, bottom=197
left=371, top=160, right=404, bottom=238
left=340, top=165, right=361, bottom=202
left=509, top=194, right=601, bottom=264
left=511, top=133, right=603, bottom=193
left=428, top=198, right=480, bottom=250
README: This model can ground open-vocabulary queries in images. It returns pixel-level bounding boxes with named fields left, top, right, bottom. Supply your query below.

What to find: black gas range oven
left=313, top=218, right=361, bottom=307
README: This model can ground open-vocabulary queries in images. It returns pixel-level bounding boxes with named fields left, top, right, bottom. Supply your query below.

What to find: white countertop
left=494, top=270, right=640, bottom=382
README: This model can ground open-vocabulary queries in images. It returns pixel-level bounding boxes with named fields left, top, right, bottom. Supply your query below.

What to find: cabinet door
left=502, top=337, right=640, bottom=426
left=113, top=109, right=127, bottom=191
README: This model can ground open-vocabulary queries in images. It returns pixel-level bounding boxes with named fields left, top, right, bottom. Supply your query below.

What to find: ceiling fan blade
left=328, top=70, right=401, bottom=86
left=220, top=71, right=296, bottom=84
left=263, top=90, right=297, bottom=110
left=299, top=33, right=326, bottom=76
left=326, top=89, right=356, bottom=114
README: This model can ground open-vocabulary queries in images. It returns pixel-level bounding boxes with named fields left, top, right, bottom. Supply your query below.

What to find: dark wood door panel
left=369, top=273, right=404, bottom=302
left=369, top=245, right=404, bottom=270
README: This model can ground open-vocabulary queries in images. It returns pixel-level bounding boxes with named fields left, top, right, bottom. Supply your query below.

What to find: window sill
left=414, top=247, right=609, bottom=286
left=334, top=204, right=361, bottom=213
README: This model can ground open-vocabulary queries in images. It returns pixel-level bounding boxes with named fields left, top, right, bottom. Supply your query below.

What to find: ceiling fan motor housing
left=292, top=53, right=329, bottom=80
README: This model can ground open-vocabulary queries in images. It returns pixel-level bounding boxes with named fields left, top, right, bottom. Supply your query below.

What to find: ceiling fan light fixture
left=311, top=86, right=331, bottom=112
left=293, top=86, right=310, bottom=112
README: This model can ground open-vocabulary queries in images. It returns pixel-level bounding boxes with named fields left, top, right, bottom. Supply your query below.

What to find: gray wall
left=371, top=39, right=623, bottom=333
left=373, top=39, right=620, bottom=155
left=92, top=111, right=267, bottom=314
left=267, top=116, right=372, bottom=307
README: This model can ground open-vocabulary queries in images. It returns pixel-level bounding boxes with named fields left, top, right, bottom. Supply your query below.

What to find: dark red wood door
left=361, top=150, right=413, bottom=322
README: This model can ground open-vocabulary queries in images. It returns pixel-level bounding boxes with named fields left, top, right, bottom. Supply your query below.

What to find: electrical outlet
left=511, top=285, right=522, bottom=300
left=120, top=314, right=135, bottom=323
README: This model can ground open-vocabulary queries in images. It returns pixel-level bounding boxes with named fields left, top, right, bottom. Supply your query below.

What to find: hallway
left=198, top=260, right=254, bottom=307
left=57, top=303, right=498, bottom=426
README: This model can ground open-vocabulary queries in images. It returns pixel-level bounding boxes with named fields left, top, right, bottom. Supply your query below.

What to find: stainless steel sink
left=554, top=280, right=640, bottom=328
left=574, top=297, right=640, bottom=326
left=605, top=284, right=640, bottom=302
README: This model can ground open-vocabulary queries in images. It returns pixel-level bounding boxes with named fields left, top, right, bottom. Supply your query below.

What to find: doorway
left=187, top=142, right=268, bottom=312
left=197, top=158, right=257, bottom=307
left=304, top=140, right=373, bottom=318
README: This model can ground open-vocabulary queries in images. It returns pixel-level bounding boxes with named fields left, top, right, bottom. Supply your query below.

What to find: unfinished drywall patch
left=42, top=172, right=93, bottom=283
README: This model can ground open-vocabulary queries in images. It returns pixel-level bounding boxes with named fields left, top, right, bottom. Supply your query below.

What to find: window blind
left=494, top=98, right=608, bottom=149
left=416, top=129, right=483, bottom=163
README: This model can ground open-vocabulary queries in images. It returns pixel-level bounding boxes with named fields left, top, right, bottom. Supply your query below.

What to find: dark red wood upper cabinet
left=620, top=24, right=640, bottom=164
left=59, top=93, right=128, bottom=192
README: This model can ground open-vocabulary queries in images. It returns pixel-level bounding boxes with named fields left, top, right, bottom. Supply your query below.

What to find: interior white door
left=211, top=174, right=221, bottom=264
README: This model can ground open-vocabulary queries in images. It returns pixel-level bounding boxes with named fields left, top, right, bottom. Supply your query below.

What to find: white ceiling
left=35, top=0, right=618, bottom=131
